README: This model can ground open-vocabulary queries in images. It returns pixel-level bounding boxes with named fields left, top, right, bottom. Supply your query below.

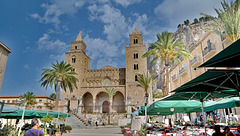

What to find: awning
left=172, top=69, right=240, bottom=92
left=198, top=38, right=240, bottom=68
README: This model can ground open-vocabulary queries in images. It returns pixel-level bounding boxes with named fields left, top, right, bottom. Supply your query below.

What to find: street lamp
left=17, top=95, right=26, bottom=136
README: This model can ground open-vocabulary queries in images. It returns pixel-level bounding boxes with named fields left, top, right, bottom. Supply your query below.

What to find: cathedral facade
left=60, top=28, right=150, bottom=113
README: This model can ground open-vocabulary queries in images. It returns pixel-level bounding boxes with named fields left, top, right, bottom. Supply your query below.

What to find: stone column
left=126, top=96, right=131, bottom=114
left=77, top=96, right=82, bottom=113
left=93, top=99, right=96, bottom=113
left=63, top=97, right=69, bottom=113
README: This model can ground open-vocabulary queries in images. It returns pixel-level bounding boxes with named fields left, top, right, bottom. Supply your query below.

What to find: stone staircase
left=65, top=114, right=89, bottom=129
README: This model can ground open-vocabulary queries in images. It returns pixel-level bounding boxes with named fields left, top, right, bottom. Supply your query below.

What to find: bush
left=65, top=125, right=72, bottom=130
left=136, top=124, right=146, bottom=136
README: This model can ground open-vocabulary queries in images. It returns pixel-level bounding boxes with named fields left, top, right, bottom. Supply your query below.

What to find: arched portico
left=96, top=92, right=109, bottom=113
left=82, top=92, right=93, bottom=113
left=112, top=91, right=125, bottom=113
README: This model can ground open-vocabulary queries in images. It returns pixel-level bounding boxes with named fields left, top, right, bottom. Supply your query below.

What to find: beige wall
left=0, top=42, right=11, bottom=92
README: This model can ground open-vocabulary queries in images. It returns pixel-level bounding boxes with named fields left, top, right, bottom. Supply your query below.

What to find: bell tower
left=125, top=28, right=149, bottom=108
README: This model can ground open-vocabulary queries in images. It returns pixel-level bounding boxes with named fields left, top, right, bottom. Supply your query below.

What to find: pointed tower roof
left=132, top=27, right=139, bottom=34
left=76, top=33, right=83, bottom=41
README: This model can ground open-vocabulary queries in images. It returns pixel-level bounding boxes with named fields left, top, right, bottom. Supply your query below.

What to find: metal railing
left=190, top=56, right=201, bottom=66
left=179, top=67, right=187, bottom=75
left=172, top=74, right=178, bottom=81
left=202, top=44, right=216, bottom=56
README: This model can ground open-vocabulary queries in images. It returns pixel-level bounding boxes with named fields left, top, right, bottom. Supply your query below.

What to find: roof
left=132, top=27, right=139, bottom=34
left=76, top=33, right=83, bottom=41
left=100, top=65, right=117, bottom=69
left=0, top=41, right=11, bottom=53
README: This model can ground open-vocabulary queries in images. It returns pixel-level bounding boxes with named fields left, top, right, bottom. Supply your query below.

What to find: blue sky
left=0, top=0, right=222, bottom=97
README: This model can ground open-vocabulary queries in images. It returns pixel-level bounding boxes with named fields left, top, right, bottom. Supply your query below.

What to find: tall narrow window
left=72, top=68, right=75, bottom=72
left=75, top=46, right=77, bottom=49
left=135, top=75, right=138, bottom=81
left=134, top=53, right=138, bottom=59
left=134, top=38, right=138, bottom=44
left=136, top=53, right=138, bottom=59
left=72, top=56, right=76, bottom=63
left=134, top=64, right=138, bottom=70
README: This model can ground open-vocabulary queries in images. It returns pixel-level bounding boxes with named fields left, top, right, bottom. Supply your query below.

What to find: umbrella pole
left=201, top=100, right=206, bottom=136
left=18, top=102, right=26, bottom=136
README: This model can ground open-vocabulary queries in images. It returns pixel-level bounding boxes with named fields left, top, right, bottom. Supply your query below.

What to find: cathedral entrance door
left=102, top=101, right=109, bottom=113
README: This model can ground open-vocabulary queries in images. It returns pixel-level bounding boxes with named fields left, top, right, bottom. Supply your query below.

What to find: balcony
left=179, top=66, right=187, bottom=76
left=190, top=56, right=202, bottom=67
left=170, top=60, right=178, bottom=71
left=203, top=44, right=216, bottom=58
left=172, top=74, right=179, bottom=81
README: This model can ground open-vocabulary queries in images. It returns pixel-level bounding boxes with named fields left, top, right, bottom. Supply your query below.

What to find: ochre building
left=60, top=28, right=150, bottom=113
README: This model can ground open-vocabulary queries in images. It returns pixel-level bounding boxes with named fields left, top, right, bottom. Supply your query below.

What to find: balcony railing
left=172, top=74, right=179, bottom=81
left=203, top=44, right=216, bottom=57
left=190, top=56, right=201, bottom=67
left=179, top=67, right=187, bottom=76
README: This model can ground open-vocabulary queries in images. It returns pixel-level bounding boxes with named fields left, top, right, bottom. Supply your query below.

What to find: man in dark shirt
left=24, top=118, right=44, bottom=136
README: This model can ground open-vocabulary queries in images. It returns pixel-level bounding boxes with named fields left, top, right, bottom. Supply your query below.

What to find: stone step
left=65, top=114, right=89, bottom=129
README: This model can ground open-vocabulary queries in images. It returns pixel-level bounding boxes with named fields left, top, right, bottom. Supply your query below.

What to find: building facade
left=0, top=95, right=55, bottom=110
left=0, top=42, right=11, bottom=92
left=60, top=28, right=150, bottom=113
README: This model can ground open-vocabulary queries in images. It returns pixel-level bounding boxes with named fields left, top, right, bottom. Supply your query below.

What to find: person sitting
left=224, top=126, right=234, bottom=136
left=212, top=125, right=224, bottom=136
left=24, top=118, right=44, bottom=136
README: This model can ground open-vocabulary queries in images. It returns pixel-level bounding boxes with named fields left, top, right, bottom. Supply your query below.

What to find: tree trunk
left=165, top=58, right=170, bottom=96
left=108, top=100, right=110, bottom=124
left=55, top=81, right=61, bottom=111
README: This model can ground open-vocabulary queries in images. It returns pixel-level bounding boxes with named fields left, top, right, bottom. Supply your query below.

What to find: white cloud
left=30, top=0, right=86, bottom=26
left=114, top=0, right=142, bottom=7
left=154, top=0, right=222, bottom=30
left=88, top=4, right=128, bottom=43
left=37, top=33, right=68, bottom=52
left=83, top=34, right=118, bottom=59
left=24, top=64, right=30, bottom=69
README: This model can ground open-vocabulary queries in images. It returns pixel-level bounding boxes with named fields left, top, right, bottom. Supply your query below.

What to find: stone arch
left=112, top=91, right=125, bottom=113
left=102, top=101, right=109, bottom=113
left=82, top=92, right=93, bottom=113
left=96, top=92, right=109, bottom=113
left=72, top=55, right=76, bottom=63
left=133, top=37, right=138, bottom=44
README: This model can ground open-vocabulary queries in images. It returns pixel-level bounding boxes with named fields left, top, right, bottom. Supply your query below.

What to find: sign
left=131, top=118, right=141, bottom=131
left=118, top=119, right=130, bottom=126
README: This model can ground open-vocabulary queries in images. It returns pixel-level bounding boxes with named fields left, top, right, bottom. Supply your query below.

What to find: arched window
left=134, top=64, right=138, bottom=70
left=75, top=46, right=77, bottom=49
left=134, top=53, right=138, bottom=59
left=104, top=79, right=111, bottom=86
left=72, top=68, right=75, bottom=72
left=135, top=75, right=138, bottom=81
left=72, top=56, right=76, bottom=63
left=134, top=38, right=138, bottom=44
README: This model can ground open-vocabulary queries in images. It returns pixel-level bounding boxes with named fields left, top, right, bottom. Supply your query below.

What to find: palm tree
left=143, top=31, right=192, bottom=96
left=137, top=72, right=156, bottom=124
left=104, top=88, right=116, bottom=124
left=23, top=92, right=37, bottom=109
left=201, top=0, right=240, bottom=43
left=40, top=61, right=78, bottom=111
left=50, top=93, right=56, bottom=100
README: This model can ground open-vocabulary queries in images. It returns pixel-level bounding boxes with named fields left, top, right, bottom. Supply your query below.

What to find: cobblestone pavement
left=62, top=126, right=123, bottom=136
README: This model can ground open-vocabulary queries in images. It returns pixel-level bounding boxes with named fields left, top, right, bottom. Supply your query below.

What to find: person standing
left=24, top=118, right=44, bottom=136
left=95, top=119, right=99, bottom=128
left=212, top=125, right=224, bottom=136
left=224, top=126, right=234, bottom=136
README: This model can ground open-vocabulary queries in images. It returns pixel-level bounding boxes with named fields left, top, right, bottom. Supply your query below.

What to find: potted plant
left=55, top=128, right=61, bottom=136
left=65, top=125, right=72, bottom=133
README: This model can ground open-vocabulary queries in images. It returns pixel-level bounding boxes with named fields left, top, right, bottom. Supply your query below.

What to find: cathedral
left=60, top=28, right=150, bottom=114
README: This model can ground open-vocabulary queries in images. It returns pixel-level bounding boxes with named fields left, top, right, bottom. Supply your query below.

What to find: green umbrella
left=162, top=90, right=238, bottom=136
left=204, top=97, right=240, bottom=112
left=172, top=69, right=240, bottom=92
left=147, top=100, right=203, bottom=115
left=198, top=38, right=240, bottom=68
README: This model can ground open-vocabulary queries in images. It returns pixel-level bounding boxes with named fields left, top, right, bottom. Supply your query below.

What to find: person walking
left=24, top=118, right=44, bottom=136
left=95, top=119, right=99, bottom=128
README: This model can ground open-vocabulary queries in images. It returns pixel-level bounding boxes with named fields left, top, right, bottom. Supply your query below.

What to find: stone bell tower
left=125, top=28, right=149, bottom=111
left=61, top=33, right=90, bottom=112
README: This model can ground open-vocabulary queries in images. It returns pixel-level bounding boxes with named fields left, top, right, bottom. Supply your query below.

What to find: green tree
left=143, top=31, right=192, bottom=96
left=193, top=18, right=200, bottom=24
left=50, top=93, right=56, bottom=100
left=40, top=61, right=78, bottom=111
left=137, top=72, right=156, bottom=104
left=201, top=0, right=240, bottom=42
left=105, top=88, right=116, bottom=124
left=153, top=92, right=163, bottom=98
left=184, top=20, right=190, bottom=26
left=23, top=92, right=37, bottom=109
